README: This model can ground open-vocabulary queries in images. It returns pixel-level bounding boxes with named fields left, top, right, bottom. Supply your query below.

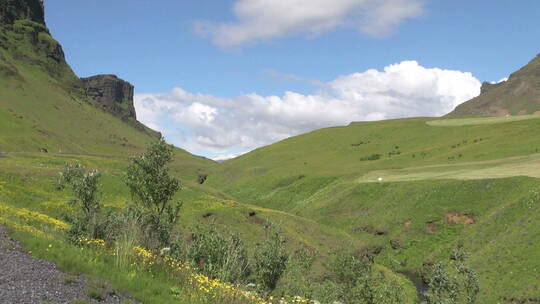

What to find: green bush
left=331, top=251, right=404, bottom=304
left=109, top=206, right=141, bottom=270
left=187, top=225, right=251, bottom=283
left=125, top=138, right=182, bottom=248
left=360, top=153, right=382, bottom=161
left=423, top=246, right=480, bottom=304
left=57, top=163, right=108, bottom=241
left=253, top=228, right=288, bottom=292
left=282, top=247, right=316, bottom=298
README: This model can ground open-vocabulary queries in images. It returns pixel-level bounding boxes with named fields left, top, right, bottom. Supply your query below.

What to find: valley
left=1, top=1, right=540, bottom=303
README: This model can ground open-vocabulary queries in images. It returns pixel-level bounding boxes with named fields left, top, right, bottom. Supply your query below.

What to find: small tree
left=57, top=163, right=105, bottom=240
left=253, top=228, right=288, bottom=292
left=125, top=138, right=181, bottom=248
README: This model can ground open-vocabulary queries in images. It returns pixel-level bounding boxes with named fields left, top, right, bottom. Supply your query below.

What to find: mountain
left=0, top=0, right=218, bottom=183
left=0, top=0, right=166, bottom=152
left=448, top=54, right=540, bottom=116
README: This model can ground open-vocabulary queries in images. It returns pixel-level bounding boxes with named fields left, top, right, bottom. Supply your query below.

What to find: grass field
left=358, top=153, right=540, bottom=182
left=426, top=114, right=540, bottom=126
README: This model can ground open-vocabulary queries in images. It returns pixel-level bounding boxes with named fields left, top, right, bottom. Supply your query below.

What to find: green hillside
left=208, top=116, right=540, bottom=303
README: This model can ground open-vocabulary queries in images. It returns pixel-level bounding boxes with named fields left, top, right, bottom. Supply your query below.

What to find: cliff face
left=0, top=0, right=45, bottom=25
left=0, top=0, right=72, bottom=80
left=448, top=54, right=540, bottom=117
left=82, top=75, right=137, bottom=121
left=82, top=74, right=161, bottom=138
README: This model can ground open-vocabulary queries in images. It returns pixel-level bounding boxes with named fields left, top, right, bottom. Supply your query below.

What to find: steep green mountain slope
left=0, top=0, right=215, bottom=181
left=208, top=116, right=540, bottom=302
left=448, top=53, right=540, bottom=116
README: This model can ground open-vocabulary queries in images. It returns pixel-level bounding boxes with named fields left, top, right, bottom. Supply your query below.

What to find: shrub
left=424, top=246, right=480, bottom=304
left=57, top=163, right=108, bottom=241
left=282, top=247, right=316, bottom=298
left=253, top=228, right=288, bottom=292
left=110, top=206, right=141, bottom=270
left=331, top=251, right=405, bottom=304
left=125, top=138, right=181, bottom=248
left=360, top=154, right=381, bottom=161
left=187, top=225, right=251, bottom=284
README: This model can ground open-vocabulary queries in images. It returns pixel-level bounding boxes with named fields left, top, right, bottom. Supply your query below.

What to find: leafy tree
left=57, top=163, right=106, bottom=240
left=125, top=138, right=181, bottom=248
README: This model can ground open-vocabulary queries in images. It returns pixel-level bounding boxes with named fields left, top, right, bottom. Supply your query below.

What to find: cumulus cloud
left=195, top=0, right=425, bottom=48
left=134, top=61, right=481, bottom=158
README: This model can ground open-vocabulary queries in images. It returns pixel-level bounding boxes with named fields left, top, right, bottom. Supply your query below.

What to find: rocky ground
left=0, top=225, right=136, bottom=304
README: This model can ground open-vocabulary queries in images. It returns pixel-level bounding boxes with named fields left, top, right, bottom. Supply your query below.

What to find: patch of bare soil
left=445, top=213, right=475, bottom=225
left=424, top=221, right=437, bottom=234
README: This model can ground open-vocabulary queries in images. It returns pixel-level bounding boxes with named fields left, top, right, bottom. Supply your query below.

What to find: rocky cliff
left=0, top=0, right=45, bottom=25
left=82, top=75, right=137, bottom=121
left=82, top=74, right=161, bottom=138
left=0, top=0, right=72, bottom=80
left=448, top=54, right=540, bottom=116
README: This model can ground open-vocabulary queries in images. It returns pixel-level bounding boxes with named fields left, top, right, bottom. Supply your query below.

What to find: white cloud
left=195, top=0, right=425, bottom=48
left=491, top=77, right=508, bottom=84
left=134, top=61, right=481, bottom=157
left=211, top=152, right=248, bottom=162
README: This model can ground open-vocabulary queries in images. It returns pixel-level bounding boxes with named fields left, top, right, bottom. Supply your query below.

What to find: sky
left=44, top=0, right=540, bottom=160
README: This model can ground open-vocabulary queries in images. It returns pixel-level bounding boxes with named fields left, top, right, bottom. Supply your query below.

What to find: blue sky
left=44, top=0, right=540, bottom=159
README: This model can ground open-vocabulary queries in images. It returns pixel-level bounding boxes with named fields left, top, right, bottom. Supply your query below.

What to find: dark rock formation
left=0, top=0, right=45, bottom=25
left=0, top=0, right=70, bottom=79
left=82, top=75, right=137, bottom=121
left=82, top=74, right=161, bottom=138
left=448, top=53, right=540, bottom=116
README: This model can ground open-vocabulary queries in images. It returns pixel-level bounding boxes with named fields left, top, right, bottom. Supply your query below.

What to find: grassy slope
left=209, top=116, right=540, bottom=303
left=0, top=18, right=213, bottom=182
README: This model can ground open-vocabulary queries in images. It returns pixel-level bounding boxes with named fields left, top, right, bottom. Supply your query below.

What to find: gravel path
left=0, top=225, right=136, bottom=304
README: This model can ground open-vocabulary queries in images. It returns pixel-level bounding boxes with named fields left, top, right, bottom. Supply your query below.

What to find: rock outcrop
left=82, top=74, right=161, bottom=138
left=82, top=75, right=137, bottom=121
left=0, top=0, right=70, bottom=78
left=0, top=0, right=45, bottom=25
left=448, top=53, right=540, bottom=117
